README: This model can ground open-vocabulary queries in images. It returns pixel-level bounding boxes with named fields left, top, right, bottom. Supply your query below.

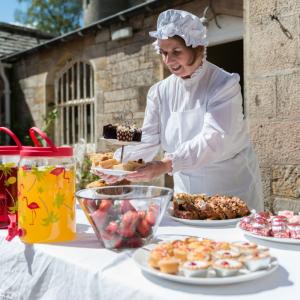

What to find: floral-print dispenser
left=18, top=127, right=75, bottom=243
left=0, top=127, right=22, bottom=229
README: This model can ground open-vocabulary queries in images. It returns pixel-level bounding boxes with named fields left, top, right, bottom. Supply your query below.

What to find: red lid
left=0, top=127, right=22, bottom=155
left=20, top=127, right=73, bottom=157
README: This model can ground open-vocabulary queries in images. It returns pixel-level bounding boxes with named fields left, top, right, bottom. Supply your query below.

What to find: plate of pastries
left=238, top=210, right=300, bottom=244
left=133, top=236, right=278, bottom=285
left=168, top=193, right=252, bottom=226
left=90, top=152, right=145, bottom=176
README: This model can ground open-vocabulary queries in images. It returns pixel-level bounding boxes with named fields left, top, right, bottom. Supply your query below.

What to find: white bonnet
left=149, top=9, right=208, bottom=49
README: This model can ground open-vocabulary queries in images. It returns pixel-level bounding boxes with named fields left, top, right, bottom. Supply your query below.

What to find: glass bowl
left=76, top=185, right=173, bottom=249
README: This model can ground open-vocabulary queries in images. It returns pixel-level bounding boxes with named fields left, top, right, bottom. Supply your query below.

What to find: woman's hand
left=125, top=160, right=172, bottom=182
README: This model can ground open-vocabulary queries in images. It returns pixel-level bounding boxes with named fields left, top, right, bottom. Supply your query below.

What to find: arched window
left=55, top=60, right=95, bottom=145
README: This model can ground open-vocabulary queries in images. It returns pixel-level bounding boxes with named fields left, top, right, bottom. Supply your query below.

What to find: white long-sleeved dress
left=115, top=60, right=263, bottom=211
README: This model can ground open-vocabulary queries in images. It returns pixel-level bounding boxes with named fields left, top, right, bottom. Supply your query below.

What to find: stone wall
left=244, top=0, right=300, bottom=211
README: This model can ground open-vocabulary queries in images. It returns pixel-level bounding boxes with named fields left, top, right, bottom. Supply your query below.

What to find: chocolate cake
left=103, top=124, right=117, bottom=139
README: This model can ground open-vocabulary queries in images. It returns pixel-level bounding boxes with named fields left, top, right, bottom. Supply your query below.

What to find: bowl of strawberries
left=76, top=185, right=173, bottom=249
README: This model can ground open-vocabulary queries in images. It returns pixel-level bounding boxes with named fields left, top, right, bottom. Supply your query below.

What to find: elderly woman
left=104, top=9, right=263, bottom=211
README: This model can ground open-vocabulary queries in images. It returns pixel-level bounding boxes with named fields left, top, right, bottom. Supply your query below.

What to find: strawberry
left=91, top=209, right=107, bottom=229
left=118, top=227, right=135, bottom=238
left=124, top=236, right=143, bottom=248
left=121, top=210, right=139, bottom=227
left=120, top=200, right=136, bottom=214
left=101, top=232, right=122, bottom=249
left=137, top=210, right=146, bottom=220
left=99, top=200, right=112, bottom=212
left=145, top=211, right=156, bottom=226
left=137, top=218, right=151, bottom=237
left=105, top=221, right=118, bottom=234
left=149, top=203, right=159, bottom=216
left=119, top=211, right=139, bottom=237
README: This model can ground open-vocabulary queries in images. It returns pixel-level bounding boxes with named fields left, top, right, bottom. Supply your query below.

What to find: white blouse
left=115, top=60, right=263, bottom=210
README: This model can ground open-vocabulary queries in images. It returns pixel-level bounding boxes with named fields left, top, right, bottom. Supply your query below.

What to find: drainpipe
left=0, top=61, right=11, bottom=144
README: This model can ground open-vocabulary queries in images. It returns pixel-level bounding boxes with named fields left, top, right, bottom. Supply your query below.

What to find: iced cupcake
left=231, top=241, right=257, bottom=254
left=181, top=260, right=210, bottom=277
left=242, top=251, right=271, bottom=272
left=212, top=249, right=240, bottom=260
left=213, top=259, right=242, bottom=277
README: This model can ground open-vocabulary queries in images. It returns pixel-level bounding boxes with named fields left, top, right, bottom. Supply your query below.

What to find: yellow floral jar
left=18, top=127, right=76, bottom=243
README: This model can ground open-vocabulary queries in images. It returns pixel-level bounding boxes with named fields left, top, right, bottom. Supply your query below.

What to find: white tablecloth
left=0, top=205, right=299, bottom=300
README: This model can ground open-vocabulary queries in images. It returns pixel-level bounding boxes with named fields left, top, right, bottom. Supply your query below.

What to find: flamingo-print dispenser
left=0, top=127, right=22, bottom=229
left=17, top=127, right=76, bottom=243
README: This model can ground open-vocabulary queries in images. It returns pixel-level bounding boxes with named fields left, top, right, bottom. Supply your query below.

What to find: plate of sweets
left=168, top=193, right=253, bottom=226
left=133, top=237, right=278, bottom=285
left=238, top=210, right=300, bottom=244
left=90, top=152, right=146, bottom=176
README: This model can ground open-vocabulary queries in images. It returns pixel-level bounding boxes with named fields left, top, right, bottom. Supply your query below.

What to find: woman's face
left=158, top=38, right=202, bottom=78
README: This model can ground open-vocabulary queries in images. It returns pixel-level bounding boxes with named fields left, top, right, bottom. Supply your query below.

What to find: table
left=0, top=206, right=299, bottom=300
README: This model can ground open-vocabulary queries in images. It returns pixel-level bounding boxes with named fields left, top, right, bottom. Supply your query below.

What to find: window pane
left=86, top=64, right=91, bottom=98
left=80, top=62, right=84, bottom=99
left=87, top=103, right=91, bottom=142
left=68, top=67, right=72, bottom=101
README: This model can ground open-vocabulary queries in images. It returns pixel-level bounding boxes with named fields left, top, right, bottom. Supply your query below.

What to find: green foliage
left=22, top=107, right=58, bottom=146
left=77, top=154, right=98, bottom=190
left=15, top=0, right=83, bottom=34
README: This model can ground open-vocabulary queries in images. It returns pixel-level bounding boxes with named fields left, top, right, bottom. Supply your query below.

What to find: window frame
left=54, top=59, right=95, bottom=146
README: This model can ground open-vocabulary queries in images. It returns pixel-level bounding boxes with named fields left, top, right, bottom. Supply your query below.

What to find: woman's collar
left=177, top=59, right=207, bottom=84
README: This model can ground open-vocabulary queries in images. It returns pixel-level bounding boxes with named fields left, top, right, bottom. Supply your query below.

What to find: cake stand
left=100, top=137, right=141, bottom=162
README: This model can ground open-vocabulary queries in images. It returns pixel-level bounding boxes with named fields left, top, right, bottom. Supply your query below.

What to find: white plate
left=167, top=207, right=251, bottom=227
left=91, top=166, right=134, bottom=176
left=238, top=223, right=300, bottom=245
left=100, top=137, right=141, bottom=146
left=132, top=245, right=278, bottom=285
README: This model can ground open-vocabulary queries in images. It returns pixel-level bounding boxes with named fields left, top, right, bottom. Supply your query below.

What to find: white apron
left=163, top=106, right=264, bottom=211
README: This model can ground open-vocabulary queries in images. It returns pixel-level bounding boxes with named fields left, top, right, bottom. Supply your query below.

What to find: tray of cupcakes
left=168, top=193, right=253, bottom=226
left=238, top=210, right=300, bottom=244
left=132, top=237, right=278, bottom=285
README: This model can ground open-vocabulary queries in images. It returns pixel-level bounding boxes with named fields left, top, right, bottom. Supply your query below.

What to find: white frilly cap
left=149, top=9, right=208, bottom=50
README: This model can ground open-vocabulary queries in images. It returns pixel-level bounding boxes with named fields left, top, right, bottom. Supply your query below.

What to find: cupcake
left=242, top=251, right=271, bottom=272
left=148, top=250, right=169, bottom=269
left=187, top=249, right=210, bottom=262
left=213, top=259, right=242, bottom=277
left=212, top=249, right=240, bottom=260
left=231, top=241, right=257, bottom=254
left=117, top=125, right=134, bottom=141
left=158, top=257, right=180, bottom=274
left=181, top=260, right=210, bottom=277
left=173, top=248, right=189, bottom=261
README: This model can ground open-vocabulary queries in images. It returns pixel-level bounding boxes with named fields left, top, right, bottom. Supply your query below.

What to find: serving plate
left=133, top=244, right=278, bottom=285
left=100, top=137, right=141, bottom=146
left=91, top=166, right=134, bottom=176
left=238, top=223, right=300, bottom=245
left=167, top=207, right=253, bottom=227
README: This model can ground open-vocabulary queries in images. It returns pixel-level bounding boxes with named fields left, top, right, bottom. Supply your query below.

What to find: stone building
left=0, top=22, right=55, bottom=137
left=0, top=0, right=299, bottom=211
